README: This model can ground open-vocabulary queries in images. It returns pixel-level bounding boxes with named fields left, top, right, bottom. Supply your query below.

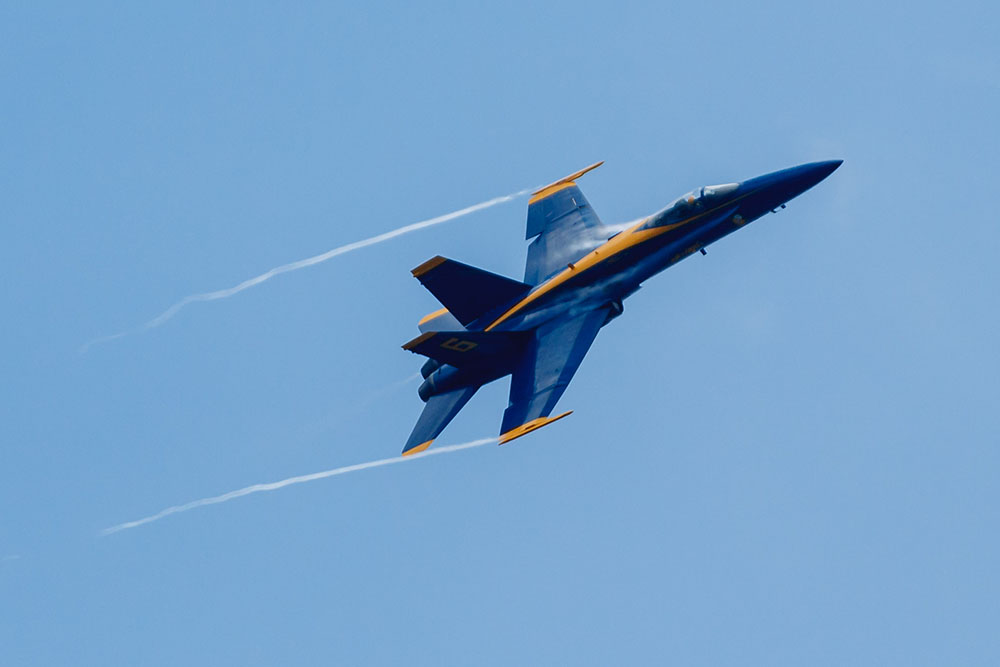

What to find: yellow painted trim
left=529, top=181, right=576, bottom=204
left=412, top=255, right=447, bottom=278
left=529, top=161, right=604, bottom=204
left=403, top=439, right=433, bottom=456
left=484, top=217, right=668, bottom=331
left=487, top=192, right=757, bottom=332
left=402, top=331, right=435, bottom=351
left=498, top=411, right=573, bottom=445
left=560, top=161, right=604, bottom=184
left=418, top=307, right=449, bottom=326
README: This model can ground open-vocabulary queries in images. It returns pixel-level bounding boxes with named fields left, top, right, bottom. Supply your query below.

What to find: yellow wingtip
left=498, top=410, right=573, bottom=445
left=403, top=439, right=434, bottom=457
left=529, top=161, right=604, bottom=204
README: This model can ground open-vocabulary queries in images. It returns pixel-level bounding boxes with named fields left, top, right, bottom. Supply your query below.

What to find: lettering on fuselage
left=441, top=337, right=478, bottom=352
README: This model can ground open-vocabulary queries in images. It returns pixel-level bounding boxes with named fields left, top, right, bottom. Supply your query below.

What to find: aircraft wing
left=499, top=306, right=609, bottom=443
left=524, top=162, right=609, bottom=284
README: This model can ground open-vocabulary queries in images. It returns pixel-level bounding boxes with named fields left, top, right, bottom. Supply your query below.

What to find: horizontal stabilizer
left=412, top=256, right=532, bottom=327
left=402, top=330, right=528, bottom=368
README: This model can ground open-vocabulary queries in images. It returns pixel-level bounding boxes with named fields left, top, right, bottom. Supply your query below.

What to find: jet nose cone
left=788, top=159, right=843, bottom=191
left=735, top=160, right=842, bottom=219
left=739, top=159, right=843, bottom=218
left=809, top=159, right=844, bottom=181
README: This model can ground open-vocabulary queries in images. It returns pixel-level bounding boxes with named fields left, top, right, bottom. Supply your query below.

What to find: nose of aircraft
left=740, top=160, right=842, bottom=218
left=787, top=159, right=843, bottom=191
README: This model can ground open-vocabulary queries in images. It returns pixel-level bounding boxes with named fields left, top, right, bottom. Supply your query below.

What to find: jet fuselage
left=484, top=160, right=843, bottom=333
left=417, top=160, right=842, bottom=402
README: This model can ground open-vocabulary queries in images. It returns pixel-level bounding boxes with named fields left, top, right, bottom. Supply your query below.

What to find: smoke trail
left=83, top=187, right=534, bottom=351
left=101, top=437, right=496, bottom=535
left=301, top=372, right=421, bottom=440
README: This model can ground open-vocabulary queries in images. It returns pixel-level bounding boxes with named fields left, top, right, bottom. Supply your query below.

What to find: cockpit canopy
left=702, top=182, right=739, bottom=198
left=655, top=182, right=740, bottom=225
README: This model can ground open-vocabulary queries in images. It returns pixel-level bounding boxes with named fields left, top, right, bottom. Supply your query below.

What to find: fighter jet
left=401, top=160, right=842, bottom=455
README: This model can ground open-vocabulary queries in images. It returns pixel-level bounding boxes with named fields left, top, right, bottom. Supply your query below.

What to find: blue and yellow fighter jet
left=401, top=160, right=842, bottom=455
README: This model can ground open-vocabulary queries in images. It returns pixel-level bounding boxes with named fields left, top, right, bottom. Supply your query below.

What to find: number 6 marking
left=441, top=337, right=478, bottom=352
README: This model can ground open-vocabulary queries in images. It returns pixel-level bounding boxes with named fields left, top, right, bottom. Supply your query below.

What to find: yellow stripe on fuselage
left=484, top=217, right=658, bottom=331
left=486, top=193, right=755, bottom=332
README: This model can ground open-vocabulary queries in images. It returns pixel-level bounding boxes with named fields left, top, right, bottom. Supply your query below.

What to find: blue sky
left=2, top=2, right=998, bottom=664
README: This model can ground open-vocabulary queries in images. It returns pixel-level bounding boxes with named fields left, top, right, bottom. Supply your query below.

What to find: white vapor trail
left=83, top=187, right=534, bottom=350
left=101, top=437, right=496, bottom=535
left=301, top=373, right=421, bottom=440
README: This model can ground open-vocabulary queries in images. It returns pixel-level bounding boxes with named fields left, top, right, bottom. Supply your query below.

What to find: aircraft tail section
left=402, top=330, right=528, bottom=369
left=402, top=385, right=479, bottom=456
left=417, top=308, right=463, bottom=333
left=411, top=256, right=532, bottom=327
